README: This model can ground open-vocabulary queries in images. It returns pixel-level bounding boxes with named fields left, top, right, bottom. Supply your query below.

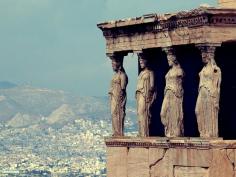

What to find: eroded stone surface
left=128, top=148, right=149, bottom=177
left=107, top=147, right=128, bottom=177
left=150, top=149, right=173, bottom=177
left=106, top=138, right=236, bottom=177
left=186, top=149, right=212, bottom=167
left=174, top=166, right=209, bottom=177
left=150, top=148, right=213, bottom=177
left=227, top=149, right=235, bottom=167
left=149, top=148, right=166, bottom=167
left=209, top=149, right=234, bottom=177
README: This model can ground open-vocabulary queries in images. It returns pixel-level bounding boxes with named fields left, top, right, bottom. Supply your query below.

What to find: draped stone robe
left=109, top=70, right=128, bottom=136
left=161, top=66, right=184, bottom=137
left=136, top=69, right=156, bottom=137
left=195, top=64, right=221, bottom=137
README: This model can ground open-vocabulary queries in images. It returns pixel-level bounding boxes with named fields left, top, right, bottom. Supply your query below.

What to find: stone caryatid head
left=110, top=56, right=124, bottom=73
left=198, top=46, right=216, bottom=65
left=108, top=53, right=123, bottom=71
left=138, top=53, right=150, bottom=70
left=167, top=54, right=179, bottom=68
left=163, top=47, right=180, bottom=67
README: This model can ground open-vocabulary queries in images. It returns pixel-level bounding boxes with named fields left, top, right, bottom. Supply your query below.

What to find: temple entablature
left=98, top=7, right=236, bottom=55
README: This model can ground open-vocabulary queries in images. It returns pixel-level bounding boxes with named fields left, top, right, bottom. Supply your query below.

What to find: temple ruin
left=98, top=0, right=236, bottom=176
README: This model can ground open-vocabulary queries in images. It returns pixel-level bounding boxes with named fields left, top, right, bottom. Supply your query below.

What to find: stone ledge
left=104, top=137, right=236, bottom=149
left=106, top=137, right=236, bottom=177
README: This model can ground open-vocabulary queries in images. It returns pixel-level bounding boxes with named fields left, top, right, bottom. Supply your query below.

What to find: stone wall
left=106, top=137, right=236, bottom=177
left=219, top=0, right=236, bottom=8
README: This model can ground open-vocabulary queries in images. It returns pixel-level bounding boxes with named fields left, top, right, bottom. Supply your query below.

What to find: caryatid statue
left=161, top=47, right=184, bottom=137
left=108, top=54, right=128, bottom=136
left=136, top=52, right=157, bottom=137
left=195, top=45, right=222, bottom=137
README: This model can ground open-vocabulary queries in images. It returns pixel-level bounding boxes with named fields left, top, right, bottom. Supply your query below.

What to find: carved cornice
left=104, top=137, right=228, bottom=149
left=98, top=7, right=236, bottom=38
left=105, top=140, right=236, bottom=149
left=210, top=15, right=236, bottom=25
left=105, top=138, right=236, bottom=151
left=157, top=7, right=209, bottom=31
left=105, top=141, right=211, bottom=149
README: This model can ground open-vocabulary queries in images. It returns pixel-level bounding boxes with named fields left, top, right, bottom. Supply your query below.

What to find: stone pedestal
left=106, top=137, right=236, bottom=177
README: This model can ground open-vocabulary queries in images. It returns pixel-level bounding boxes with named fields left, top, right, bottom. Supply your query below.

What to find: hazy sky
left=0, top=0, right=217, bottom=97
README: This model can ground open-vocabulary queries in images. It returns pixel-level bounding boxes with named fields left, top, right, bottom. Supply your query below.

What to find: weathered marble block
left=106, top=137, right=236, bottom=177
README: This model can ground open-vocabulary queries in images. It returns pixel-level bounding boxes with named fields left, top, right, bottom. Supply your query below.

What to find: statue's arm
left=177, top=67, right=184, bottom=78
left=149, top=71, right=155, bottom=91
left=147, top=71, right=155, bottom=102
left=108, top=80, right=112, bottom=96
left=217, top=68, right=222, bottom=106
left=120, top=73, right=128, bottom=90
left=217, top=68, right=222, bottom=94
left=214, top=67, right=222, bottom=109
left=120, top=73, right=128, bottom=101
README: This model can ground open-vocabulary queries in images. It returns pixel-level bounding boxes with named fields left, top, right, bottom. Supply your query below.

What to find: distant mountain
left=0, top=85, right=134, bottom=124
left=46, top=104, right=75, bottom=128
left=0, top=84, right=136, bottom=129
left=0, top=86, right=69, bottom=118
left=0, top=81, right=17, bottom=89
left=0, top=95, right=24, bottom=121
left=7, top=113, right=40, bottom=128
